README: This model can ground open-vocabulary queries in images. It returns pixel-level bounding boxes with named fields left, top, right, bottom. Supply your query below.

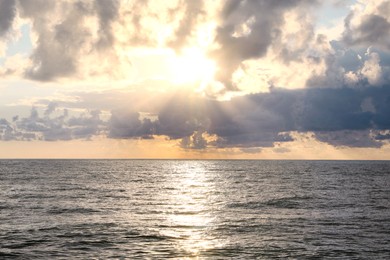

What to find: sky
left=0, top=0, right=390, bottom=159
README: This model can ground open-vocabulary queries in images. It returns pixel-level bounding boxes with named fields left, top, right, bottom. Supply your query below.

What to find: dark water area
left=0, top=160, right=389, bottom=259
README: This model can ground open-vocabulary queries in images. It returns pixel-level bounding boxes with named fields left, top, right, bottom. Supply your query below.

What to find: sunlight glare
left=170, top=47, right=216, bottom=88
left=160, top=161, right=224, bottom=257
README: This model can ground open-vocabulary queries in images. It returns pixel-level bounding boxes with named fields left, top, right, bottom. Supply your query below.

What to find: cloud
left=2, top=85, right=390, bottom=149
left=94, top=0, right=119, bottom=49
left=0, top=117, right=36, bottom=141
left=155, top=93, right=208, bottom=139
left=210, top=0, right=319, bottom=90
left=180, top=131, right=208, bottom=150
left=5, top=0, right=387, bottom=94
left=0, top=0, right=16, bottom=37
left=11, top=1, right=212, bottom=81
left=307, top=40, right=390, bottom=88
left=375, top=131, right=390, bottom=140
left=360, top=51, right=384, bottom=86
left=4, top=0, right=323, bottom=90
left=314, top=130, right=382, bottom=148
left=0, top=118, right=16, bottom=141
left=0, top=103, right=106, bottom=141
left=167, top=0, right=205, bottom=50
left=14, top=0, right=123, bottom=81
left=0, top=0, right=388, bottom=93
left=164, top=0, right=390, bottom=93
left=342, top=0, right=390, bottom=51
left=44, top=101, right=58, bottom=116
left=108, top=110, right=155, bottom=139
left=104, top=85, right=390, bottom=149
left=20, top=1, right=93, bottom=80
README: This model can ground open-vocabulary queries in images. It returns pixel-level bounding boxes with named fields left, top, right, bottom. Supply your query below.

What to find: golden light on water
left=162, top=161, right=223, bottom=257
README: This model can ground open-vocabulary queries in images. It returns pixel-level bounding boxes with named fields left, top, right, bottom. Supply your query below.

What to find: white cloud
left=361, top=52, right=384, bottom=85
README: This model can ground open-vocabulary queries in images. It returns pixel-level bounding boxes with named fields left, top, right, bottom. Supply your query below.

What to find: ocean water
left=0, top=160, right=389, bottom=259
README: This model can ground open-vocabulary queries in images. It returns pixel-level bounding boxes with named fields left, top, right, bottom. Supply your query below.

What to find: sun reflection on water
left=161, top=161, right=223, bottom=257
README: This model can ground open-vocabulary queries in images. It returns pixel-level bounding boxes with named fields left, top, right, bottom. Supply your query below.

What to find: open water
left=0, top=160, right=389, bottom=259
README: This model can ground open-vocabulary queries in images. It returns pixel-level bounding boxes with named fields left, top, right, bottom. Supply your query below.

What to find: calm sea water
left=0, top=160, right=389, bottom=259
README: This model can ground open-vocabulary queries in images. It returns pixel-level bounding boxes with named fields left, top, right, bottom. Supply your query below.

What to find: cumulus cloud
left=204, top=0, right=390, bottom=92
left=19, top=1, right=95, bottom=80
left=307, top=41, right=390, bottom=88
left=210, top=0, right=319, bottom=90
left=360, top=51, right=384, bottom=86
left=12, top=0, right=123, bottom=81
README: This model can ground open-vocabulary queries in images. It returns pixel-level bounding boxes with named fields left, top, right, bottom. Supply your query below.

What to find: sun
left=170, top=47, right=216, bottom=88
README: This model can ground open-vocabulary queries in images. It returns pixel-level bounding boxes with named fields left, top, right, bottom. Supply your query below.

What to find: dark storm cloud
left=314, top=130, right=382, bottom=148
left=297, top=88, right=373, bottom=131
left=211, top=0, right=318, bottom=89
left=0, top=0, right=16, bottom=37
left=375, top=132, right=390, bottom=140
left=104, top=85, right=390, bottom=149
left=329, top=41, right=363, bottom=73
left=156, top=95, right=209, bottom=139
left=258, top=87, right=389, bottom=147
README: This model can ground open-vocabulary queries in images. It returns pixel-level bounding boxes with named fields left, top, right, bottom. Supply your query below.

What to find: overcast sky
left=1, top=0, right=390, bottom=159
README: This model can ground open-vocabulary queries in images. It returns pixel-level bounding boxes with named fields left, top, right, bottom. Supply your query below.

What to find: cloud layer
left=2, top=86, right=390, bottom=150
left=1, top=103, right=104, bottom=141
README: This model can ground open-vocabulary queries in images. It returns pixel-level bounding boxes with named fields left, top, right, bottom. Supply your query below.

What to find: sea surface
left=0, top=160, right=389, bottom=259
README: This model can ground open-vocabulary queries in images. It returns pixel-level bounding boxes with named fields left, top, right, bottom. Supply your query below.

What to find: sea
left=0, top=160, right=389, bottom=259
